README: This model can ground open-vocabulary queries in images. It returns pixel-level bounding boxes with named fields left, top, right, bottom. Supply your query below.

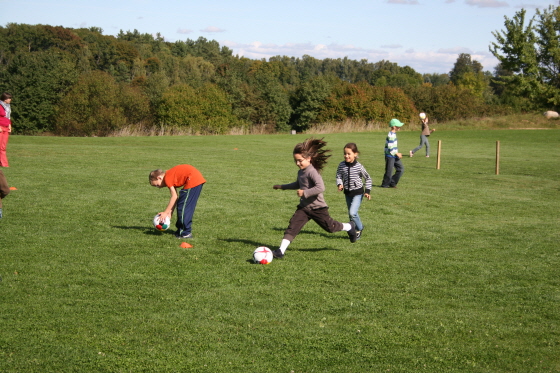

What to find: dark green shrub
left=54, top=71, right=152, bottom=136
left=0, top=50, right=79, bottom=134
left=405, top=84, right=500, bottom=122
left=157, top=83, right=243, bottom=134
left=316, top=81, right=416, bottom=124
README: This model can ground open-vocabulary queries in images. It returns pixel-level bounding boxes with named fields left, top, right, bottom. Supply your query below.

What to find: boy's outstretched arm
left=159, top=186, right=178, bottom=221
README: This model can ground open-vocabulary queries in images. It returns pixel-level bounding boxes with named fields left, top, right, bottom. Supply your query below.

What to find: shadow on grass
left=112, top=225, right=176, bottom=236
left=271, top=227, right=350, bottom=240
left=218, top=236, right=341, bottom=257
left=218, top=237, right=263, bottom=247
left=295, top=246, right=341, bottom=253
left=217, top=238, right=275, bottom=265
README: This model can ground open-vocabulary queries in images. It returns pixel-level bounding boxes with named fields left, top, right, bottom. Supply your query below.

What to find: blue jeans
left=412, top=134, right=430, bottom=156
left=345, top=194, right=364, bottom=231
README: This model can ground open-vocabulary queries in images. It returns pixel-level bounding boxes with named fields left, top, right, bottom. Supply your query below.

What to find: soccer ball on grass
left=153, top=213, right=171, bottom=231
left=253, top=246, right=273, bottom=264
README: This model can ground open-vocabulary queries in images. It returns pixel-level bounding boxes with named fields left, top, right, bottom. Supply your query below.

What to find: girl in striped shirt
left=336, top=143, right=372, bottom=240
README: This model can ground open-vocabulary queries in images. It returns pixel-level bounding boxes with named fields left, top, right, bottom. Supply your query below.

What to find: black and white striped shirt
left=336, top=161, right=372, bottom=196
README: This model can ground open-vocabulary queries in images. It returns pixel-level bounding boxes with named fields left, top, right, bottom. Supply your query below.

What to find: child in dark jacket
left=336, top=143, right=372, bottom=240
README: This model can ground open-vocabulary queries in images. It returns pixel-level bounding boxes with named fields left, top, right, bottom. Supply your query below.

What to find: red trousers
left=0, top=129, right=9, bottom=167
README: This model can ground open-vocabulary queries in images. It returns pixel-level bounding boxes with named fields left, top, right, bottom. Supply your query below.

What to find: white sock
left=342, top=223, right=351, bottom=231
left=279, top=239, right=290, bottom=254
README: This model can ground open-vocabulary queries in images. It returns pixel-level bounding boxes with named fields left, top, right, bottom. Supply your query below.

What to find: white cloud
left=381, top=44, right=403, bottom=49
left=177, top=28, right=193, bottom=34
left=201, top=26, right=225, bottom=33
left=222, top=40, right=499, bottom=73
left=465, top=0, right=509, bottom=8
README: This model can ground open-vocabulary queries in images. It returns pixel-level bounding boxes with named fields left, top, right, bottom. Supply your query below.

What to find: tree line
left=0, top=6, right=558, bottom=136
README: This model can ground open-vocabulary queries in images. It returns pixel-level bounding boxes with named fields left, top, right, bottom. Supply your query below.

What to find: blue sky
left=3, top=0, right=557, bottom=73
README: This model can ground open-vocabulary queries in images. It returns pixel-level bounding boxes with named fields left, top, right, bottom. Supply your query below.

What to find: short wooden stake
left=496, top=141, right=500, bottom=175
left=436, top=140, right=442, bottom=170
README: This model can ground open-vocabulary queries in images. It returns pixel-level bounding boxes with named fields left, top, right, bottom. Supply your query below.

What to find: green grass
left=0, top=129, right=559, bottom=372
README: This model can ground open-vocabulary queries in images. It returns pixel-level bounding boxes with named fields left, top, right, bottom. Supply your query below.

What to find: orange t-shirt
left=163, top=165, right=206, bottom=189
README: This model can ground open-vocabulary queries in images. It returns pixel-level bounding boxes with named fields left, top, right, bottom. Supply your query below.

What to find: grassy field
left=0, top=129, right=558, bottom=372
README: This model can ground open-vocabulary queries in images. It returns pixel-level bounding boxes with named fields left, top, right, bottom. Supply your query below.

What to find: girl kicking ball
left=272, top=138, right=357, bottom=259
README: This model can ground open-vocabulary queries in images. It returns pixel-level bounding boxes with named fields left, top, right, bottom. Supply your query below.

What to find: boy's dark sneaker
left=272, top=249, right=284, bottom=259
left=347, top=221, right=357, bottom=243
left=175, top=232, right=193, bottom=239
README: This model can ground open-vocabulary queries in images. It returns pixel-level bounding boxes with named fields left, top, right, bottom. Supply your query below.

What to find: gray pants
left=412, top=134, right=430, bottom=156
left=381, top=157, right=404, bottom=188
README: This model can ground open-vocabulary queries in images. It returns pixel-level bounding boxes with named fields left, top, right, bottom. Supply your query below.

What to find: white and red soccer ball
left=153, top=214, right=171, bottom=231
left=253, top=246, right=273, bottom=264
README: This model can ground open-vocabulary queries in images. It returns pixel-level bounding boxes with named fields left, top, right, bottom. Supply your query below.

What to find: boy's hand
left=396, top=153, right=402, bottom=159
left=297, top=189, right=305, bottom=197
left=158, top=211, right=171, bottom=222
left=364, top=193, right=371, bottom=200
left=338, top=185, right=343, bottom=191
left=273, top=185, right=282, bottom=190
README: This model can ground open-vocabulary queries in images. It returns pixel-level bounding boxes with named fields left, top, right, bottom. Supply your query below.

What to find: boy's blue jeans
left=345, top=194, right=364, bottom=231
left=175, top=183, right=204, bottom=236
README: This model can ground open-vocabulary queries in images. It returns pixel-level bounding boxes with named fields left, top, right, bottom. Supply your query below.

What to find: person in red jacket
left=0, top=92, right=13, bottom=168
left=149, top=165, right=206, bottom=239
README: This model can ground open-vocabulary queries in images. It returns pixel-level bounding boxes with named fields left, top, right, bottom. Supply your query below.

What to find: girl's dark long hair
left=344, top=142, right=359, bottom=155
left=293, top=137, right=331, bottom=172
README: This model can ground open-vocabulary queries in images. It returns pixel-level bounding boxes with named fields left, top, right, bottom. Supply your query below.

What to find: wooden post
left=496, top=141, right=500, bottom=175
left=436, top=140, right=441, bottom=170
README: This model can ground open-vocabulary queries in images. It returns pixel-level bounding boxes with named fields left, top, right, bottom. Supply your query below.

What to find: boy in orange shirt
left=149, top=165, right=206, bottom=239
